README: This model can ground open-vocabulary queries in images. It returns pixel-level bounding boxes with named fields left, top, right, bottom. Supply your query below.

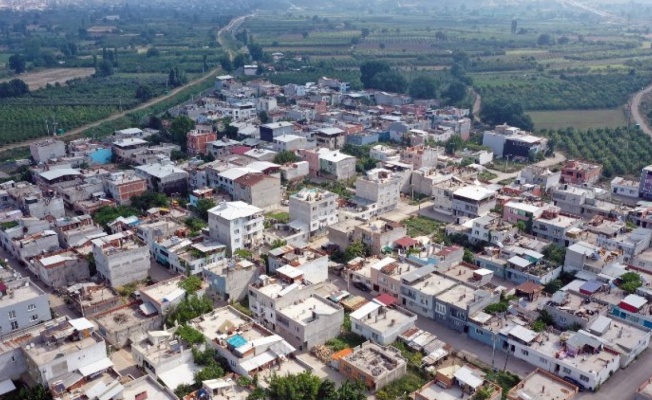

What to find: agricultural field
left=0, top=68, right=95, bottom=90
left=528, top=109, right=628, bottom=131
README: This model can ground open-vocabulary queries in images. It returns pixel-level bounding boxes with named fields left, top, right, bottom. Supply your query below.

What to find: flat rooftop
left=279, top=296, right=340, bottom=326
left=122, top=375, right=177, bottom=400
left=436, top=284, right=478, bottom=308
left=343, top=341, right=405, bottom=373
left=0, top=278, right=45, bottom=308
left=550, top=291, right=608, bottom=323
left=140, top=276, right=185, bottom=305
left=189, top=306, right=263, bottom=343
left=508, top=368, right=578, bottom=400
left=95, top=305, right=159, bottom=331
left=409, top=274, right=458, bottom=296
left=25, top=330, right=103, bottom=366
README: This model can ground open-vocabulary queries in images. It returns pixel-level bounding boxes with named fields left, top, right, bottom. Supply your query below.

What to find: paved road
left=630, top=83, right=652, bottom=137
left=471, top=89, right=481, bottom=122
left=327, top=273, right=535, bottom=377
left=218, top=14, right=253, bottom=57
left=488, top=151, right=567, bottom=184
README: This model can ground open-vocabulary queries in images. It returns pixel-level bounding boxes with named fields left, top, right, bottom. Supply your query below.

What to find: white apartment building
left=0, top=278, right=51, bottom=334
left=350, top=301, right=417, bottom=345
left=289, top=188, right=339, bottom=236
left=91, top=231, right=151, bottom=288
left=208, top=201, right=264, bottom=253
left=354, top=168, right=401, bottom=216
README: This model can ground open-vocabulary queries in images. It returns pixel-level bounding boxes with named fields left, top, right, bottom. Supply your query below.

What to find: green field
left=528, top=108, right=628, bottom=131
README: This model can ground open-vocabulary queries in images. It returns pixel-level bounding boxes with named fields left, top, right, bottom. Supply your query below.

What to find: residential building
left=140, top=276, right=196, bottom=316
left=317, top=149, right=356, bottom=181
left=131, top=328, right=198, bottom=390
left=353, top=168, right=402, bottom=216
left=400, top=270, right=459, bottom=318
left=103, top=171, right=147, bottom=205
left=338, top=341, right=407, bottom=391
left=260, top=121, right=294, bottom=142
left=289, top=188, right=339, bottom=237
left=31, top=250, right=90, bottom=288
left=351, top=219, right=407, bottom=256
left=611, top=177, right=640, bottom=199
left=315, top=127, right=346, bottom=149
left=532, top=208, right=582, bottom=246
left=233, top=173, right=281, bottom=212
left=23, top=317, right=110, bottom=387
left=94, top=303, right=163, bottom=348
left=369, top=257, right=423, bottom=298
left=640, top=165, right=652, bottom=200
left=543, top=290, right=609, bottom=329
left=433, top=284, right=499, bottom=332
left=350, top=301, right=417, bottom=345
left=12, top=230, right=61, bottom=266
left=208, top=201, right=264, bottom=253
left=30, top=139, right=66, bottom=163
left=516, top=165, right=561, bottom=190
left=67, top=283, right=121, bottom=318
left=400, top=146, right=444, bottom=169
left=203, top=258, right=260, bottom=302
left=112, top=138, right=149, bottom=160
left=475, top=242, right=561, bottom=285
left=502, top=325, right=620, bottom=391
left=561, top=160, right=602, bottom=186
left=189, top=306, right=296, bottom=377
left=267, top=244, right=329, bottom=284
left=187, top=128, right=217, bottom=156
left=122, top=375, right=178, bottom=400
left=91, top=231, right=151, bottom=288
left=53, top=215, right=105, bottom=249
left=482, top=125, right=545, bottom=159
left=467, top=214, right=518, bottom=245
left=280, top=161, right=310, bottom=182
left=134, top=162, right=189, bottom=195
left=415, top=364, right=502, bottom=400
left=507, top=368, right=578, bottom=400
left=370, top=145, right=400, bottom=162
left=502, top=202, right=543, bottom=225
left=0, top=278, right=51, bottom=334
left=272, top=134, right=307, bottom=152
left=451, top=185, right=497, bottom=224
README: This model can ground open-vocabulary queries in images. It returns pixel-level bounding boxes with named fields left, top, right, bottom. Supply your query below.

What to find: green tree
left=92, top=205, right=139, bottom=230
left=273, top=150, right=300, bottom=164
left=195, top=198, right=216, bottom=221
left=360, top=60, right=391, bottom=89
left=542, top=244, right=566, bottom=266
left=463, top=248, right=475, bottom=263
left=408, top=76, right=438, bottom=100
left=8, top=54, right=26, bottom=74
left=620, top=272, right=643, bottom=294
left=344, top=240, right=368, bottom=262
left=170, top=115, right=195, bottom=148
left=176, top=324, right=205, bottom=344
left=146, top=47, right=160, bottom=57
left=220, top=56, right=233, bottom=72
left=96, top=60, right=114, bottom=77
left=266, top=371, right=321, bottom=400
left=480, top=98, right=534, bottom=131
left=537, top=33, right=552, bottom=46
left=166, top=294, right=213, bottom=325
left=259, top=111, right=269, bottom=124
left=179, top=275, right=203, bottom=292
left=135, top=85, right=153, bottom=102
left=130, top=192, right=169, bottom=212
left=370, top=71, right=407, bottom=93
left=443, top=81, right=467, bottom=103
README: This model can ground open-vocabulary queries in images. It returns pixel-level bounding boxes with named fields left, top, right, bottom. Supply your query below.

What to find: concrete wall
left=275, top=295, right=343, bottom=350
left=0, top=280, right=51, bottom=333
left=94, top=245, right=151, bottom=288
left=27, top=197, right=65, bottom=219
left=0, top=347, right=26, bottom=382
left=204, top=264, right=259, bottom=302
left=37, top=257, right=90, bottom=288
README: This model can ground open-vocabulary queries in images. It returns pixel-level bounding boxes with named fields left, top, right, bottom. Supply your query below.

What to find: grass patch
left=403, top=216, right=445, bottom=240
left=116, top=282, right=138, bottom=298
left=232, top=298, right=253, bottom=318
left=325, top=332, right=366, bottom=352
left=265, top=211, right=290, bottom=223
left=478, top=170, right=498, bottom=181
left=485, top=370, right=521, bottom=399
left=375, top=371, right=428, bottom=400
left=529, top=108, right=627, bottom=131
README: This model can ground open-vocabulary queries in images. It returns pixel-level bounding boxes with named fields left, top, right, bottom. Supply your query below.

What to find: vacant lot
left=528, top=108, right=628, bottom=131
left=3, top=68, right=95, bottom=90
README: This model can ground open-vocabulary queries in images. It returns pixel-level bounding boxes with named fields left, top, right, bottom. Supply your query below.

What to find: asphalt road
left=327, top=271, right=651, bottom=398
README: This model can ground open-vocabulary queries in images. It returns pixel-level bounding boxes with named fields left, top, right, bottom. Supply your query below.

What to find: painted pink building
left=503, top=201, right=543, bottom=224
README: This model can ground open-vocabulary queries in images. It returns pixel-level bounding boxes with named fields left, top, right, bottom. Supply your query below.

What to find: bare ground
left=3, top=68, right=96, bottom=90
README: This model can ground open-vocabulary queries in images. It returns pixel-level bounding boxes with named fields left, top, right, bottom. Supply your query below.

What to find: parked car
left=353, top=281, right=371, bottom=292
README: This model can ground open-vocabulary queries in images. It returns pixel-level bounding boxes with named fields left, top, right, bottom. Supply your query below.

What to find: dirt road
left=0, top=14, right=252, bottom=153
left=630, top=83, right=652, bottom=137
left=471, top=88, right=481, bottom=122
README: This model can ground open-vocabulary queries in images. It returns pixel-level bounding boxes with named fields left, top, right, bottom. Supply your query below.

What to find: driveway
left=488, top=152, right=567, bottom=184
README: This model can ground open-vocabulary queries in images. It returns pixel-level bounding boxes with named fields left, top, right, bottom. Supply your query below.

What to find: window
left=475, top=328, right=484, bottom=336
left=580, top=375, right=589, bottom=383
left=10, top=321, right=18, bottom=330
left=31, top=315, right=38, bottom=321
left=358, top=372, right=365, bottom=380
left=435, top=303, right=447, bottom=315
left=539, top=357, right=548, bottom=364
left=521, top=349, right=529, bottom=356
left=28, top=304, right=36, bottom=312
left=562, top=367, right=571, bottom=374
left=8, top=311, right=16, bottom=320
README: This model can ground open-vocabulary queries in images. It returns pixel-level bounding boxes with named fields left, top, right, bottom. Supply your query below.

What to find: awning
left=158, top=363, right=202, bottom=390
left=78, top=357, right=113, bottom=377
left=240, top=350, right=277, bottom=372
left=374, top=293, right=397, bottom=307
left=139, top=301, right=157, bottom=316
left=0, top=379, right=16, bottom=396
